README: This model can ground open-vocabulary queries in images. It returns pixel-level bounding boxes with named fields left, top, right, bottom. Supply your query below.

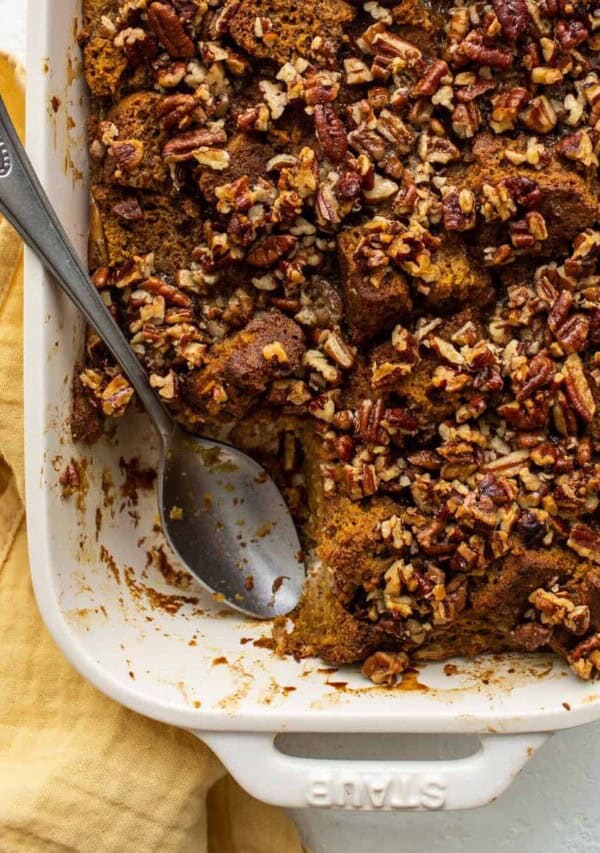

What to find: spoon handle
left=0, top=96, right=173, bottom=442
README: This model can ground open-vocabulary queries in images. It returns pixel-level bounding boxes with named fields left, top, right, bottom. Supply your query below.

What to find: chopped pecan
left=458, top=31, right=514, bottom=69
left=361, top=650, right=410, bottom=686
left=417, top=133, right=460, bottom=164
left=569, top=633, right=600, bottom=679
left=548, top=290, right=573, bottom=333
left=314, top=105, right=348, bottom=164
left=357, top=398, right=386, bottom=444
left=112, top=197, right=143, bottom=221
left=456, top=491, right=497, bottom=530
left=565, top=605, right=591, bottom=636
left=518, top=351, right=555, bottom=400
left=147, top=2, right=195, bottom=58
left=567, top=522, right=600, bottom=563
left=344, top=462, right=380, bottom=499
left=412, top=60, right=449, bottom=96
left=335, top=171, right=363, bottom=201
left=501, top=176, right=541, bottom=209
left=455, top=79, right=496, bottom=103
left=371, top=31, right=422, bottom=79
left=451, top=102, right=480, bottom=139
left=529, top=588, right=574, bottom=625
left=556, top=19, right=589, bottom=51
left=555, top=131, right=599, bottom=169
left=442, top=188, right=476, bottom=231
left=376, top=110, right=416, bottom=153
left=520, top=95, right=557, bottom=134
left=322, top=331, right=356, bottom=369
left=100, top=375, right=134, bottom=417
left=246, top=235, right=297, bottom=268
left=511, top=622, right=553, bottom=651
left=491, top=0, right=528, bottom=41
left=348, top=128, right=386, bottom=161
left=336, top=435, right=355, bottom=462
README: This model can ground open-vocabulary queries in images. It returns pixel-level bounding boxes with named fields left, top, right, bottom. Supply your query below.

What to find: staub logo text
left=306, top=772, right=447, bottom=810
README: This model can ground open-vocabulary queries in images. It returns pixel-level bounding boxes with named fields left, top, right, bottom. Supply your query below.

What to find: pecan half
left=162, top=127, right=227, bottom=162
left=563, top=353, right=596, bottom=423
left=357, top=398, right=385, bottom=444
left=548, top=290, right=573, bottom=333
left=147, top=2, right=195, bottom=58
left=518, top=351, right=554, bottom=400
left=314, top=105, right=348, bottom=164
left=555, top=314, right=590, bottom=354
left=111, top=140, right=144, bottom=171
left=157, top=93, right=201, bottom=131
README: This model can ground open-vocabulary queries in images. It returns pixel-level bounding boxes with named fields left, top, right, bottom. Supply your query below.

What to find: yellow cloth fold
left=0, top=54, right=302, bottom=853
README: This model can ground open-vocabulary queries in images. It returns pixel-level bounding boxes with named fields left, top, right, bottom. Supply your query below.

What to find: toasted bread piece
left=185, top=310, right=306, bottom=418
left=103, top=92, right=169, bottom=191
left=91, top=185, right=202, bottom=275
left=227, top=0, right=355, bottom=65
left=338, top=225, right=412, bottom=343
left=197, top=133, right=274, bottom=202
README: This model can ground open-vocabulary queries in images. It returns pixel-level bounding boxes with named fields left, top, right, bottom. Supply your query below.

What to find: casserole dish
left=24, top=0, right=600, bottom=812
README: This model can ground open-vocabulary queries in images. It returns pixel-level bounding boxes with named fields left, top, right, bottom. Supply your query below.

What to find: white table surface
left=3, top=3, right=600, bottom=852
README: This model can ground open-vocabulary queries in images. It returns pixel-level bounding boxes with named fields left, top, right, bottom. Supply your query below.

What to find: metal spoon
left=0, top=96, right=304, bottom=618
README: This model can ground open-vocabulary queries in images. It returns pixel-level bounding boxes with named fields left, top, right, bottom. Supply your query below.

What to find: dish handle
left=197, top=731, right=549, bottom=811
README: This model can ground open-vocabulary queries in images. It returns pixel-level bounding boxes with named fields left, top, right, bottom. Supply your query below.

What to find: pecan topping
left=82, top=0, right=600, bottom=684
left=147, top=2, right=195, bottom=58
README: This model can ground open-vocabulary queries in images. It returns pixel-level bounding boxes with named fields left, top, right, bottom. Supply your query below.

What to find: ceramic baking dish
left=23, top=0, right=600, bottom=812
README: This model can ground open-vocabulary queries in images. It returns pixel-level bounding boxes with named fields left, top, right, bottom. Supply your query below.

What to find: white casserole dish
left=23, top=0, right=600, bottom=812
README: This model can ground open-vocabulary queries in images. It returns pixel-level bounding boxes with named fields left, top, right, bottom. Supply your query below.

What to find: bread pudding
left=79, top=0, right=600, bottom=685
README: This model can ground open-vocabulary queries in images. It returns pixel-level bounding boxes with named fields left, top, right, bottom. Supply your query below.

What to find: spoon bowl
left=160, top=429, right=304, bottom=618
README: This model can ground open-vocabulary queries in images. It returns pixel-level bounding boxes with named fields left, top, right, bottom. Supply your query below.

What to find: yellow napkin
left=0, top=54, right=303, bottom=853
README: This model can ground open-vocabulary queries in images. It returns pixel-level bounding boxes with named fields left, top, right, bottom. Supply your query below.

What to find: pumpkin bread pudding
left=79, top=0, right=600, bottom=684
